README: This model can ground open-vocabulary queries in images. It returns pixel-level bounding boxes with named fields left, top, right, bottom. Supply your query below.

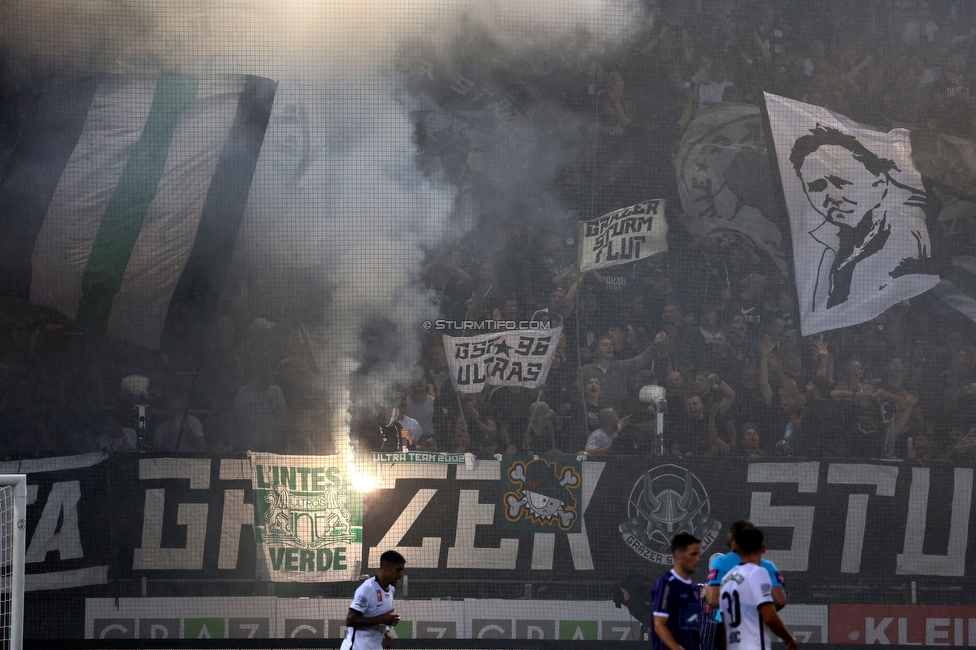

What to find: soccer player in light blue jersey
left=719, top=526, right=796, bottom=650
left=704, top=520, right=786, bottom=615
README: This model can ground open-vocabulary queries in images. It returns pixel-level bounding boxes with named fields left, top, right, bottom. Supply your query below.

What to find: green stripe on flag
left=75, top=74, right=198, bottom=334
left=945, top=263, right=976, bottom=302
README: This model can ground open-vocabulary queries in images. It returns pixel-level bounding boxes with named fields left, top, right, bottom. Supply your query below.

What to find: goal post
left=0, top=475, right=26, bottom=650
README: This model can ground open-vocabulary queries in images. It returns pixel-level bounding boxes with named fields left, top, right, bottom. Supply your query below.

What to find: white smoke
left=231, top=78, right=458, bottom=451
left=1, top=0, right=645, bottom=454
left=1, top=0, right=642, bottom=77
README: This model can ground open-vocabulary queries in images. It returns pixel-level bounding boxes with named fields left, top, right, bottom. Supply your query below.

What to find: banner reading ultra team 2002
left=250, top=453, right=363, bottom=582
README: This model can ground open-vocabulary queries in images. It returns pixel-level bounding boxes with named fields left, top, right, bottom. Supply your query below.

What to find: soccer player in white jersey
left=341, top=550, right=406, bottom=650
left=719, top=527, right=796, bottom=650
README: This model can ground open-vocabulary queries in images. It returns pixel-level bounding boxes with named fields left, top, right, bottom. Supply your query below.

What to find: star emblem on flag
left=493, top=339, right=513, bottom=356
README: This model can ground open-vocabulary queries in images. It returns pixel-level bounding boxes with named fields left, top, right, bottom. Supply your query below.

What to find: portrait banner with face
left=443, top=326, right=562, bottom=393
left=676, top=103, right=788, bottom=275
left=765, top=93, right=940, bottom=336
left=578, top=201, right=668, bottom=273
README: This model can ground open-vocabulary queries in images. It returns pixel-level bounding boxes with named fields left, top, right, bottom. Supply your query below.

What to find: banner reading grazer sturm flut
left=578, top=200, right=667, bottom=273
left=443, top=326, right=562, bottom=393
left=250, top=453, right=362, bottom=582
left=764, top=92, right=940, bottom=336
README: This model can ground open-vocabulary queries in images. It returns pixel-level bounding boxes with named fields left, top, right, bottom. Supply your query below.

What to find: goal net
left=0, top=476, right=26, bottom=650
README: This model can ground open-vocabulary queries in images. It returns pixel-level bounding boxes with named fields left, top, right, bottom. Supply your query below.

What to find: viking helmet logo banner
left=618, top=464, right=722, bottom=566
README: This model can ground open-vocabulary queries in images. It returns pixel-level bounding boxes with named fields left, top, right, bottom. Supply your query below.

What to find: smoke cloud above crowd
left=0, top=0, right=646, bottom=451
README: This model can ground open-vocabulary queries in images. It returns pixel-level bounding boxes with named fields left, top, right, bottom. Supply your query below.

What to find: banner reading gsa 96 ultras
left=443, top=326, right=562, bottom=393
left=579, top=200, right=667, bottom=273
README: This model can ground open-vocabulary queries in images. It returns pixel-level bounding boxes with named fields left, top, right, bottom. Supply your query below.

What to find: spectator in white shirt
left=580, top=408, right=632, bottom=457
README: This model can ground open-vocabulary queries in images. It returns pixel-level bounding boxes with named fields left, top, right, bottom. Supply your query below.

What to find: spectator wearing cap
left=523, top=402, right=557, bottom=455
left=531, top=286, right=575, bottom=329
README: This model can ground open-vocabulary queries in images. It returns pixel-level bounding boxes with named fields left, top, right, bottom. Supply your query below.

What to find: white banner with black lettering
left=578, top=200, right=667, bottom=273
left=443, top=327, right=562, bottom=393
left=765, top=93, right=940, bottom=335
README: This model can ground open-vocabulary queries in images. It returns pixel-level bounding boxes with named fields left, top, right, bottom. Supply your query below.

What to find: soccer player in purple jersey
left=651, top=533, right=704, bottom=650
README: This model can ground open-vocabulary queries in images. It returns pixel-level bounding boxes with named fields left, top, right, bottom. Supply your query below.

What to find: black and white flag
left=443, top=327, right=562, bottom=393
left=765, top=93, right=940, bottom=335
left=578, top=201, right=667, bottom=273
left=676, top=103, right=788, bottom=275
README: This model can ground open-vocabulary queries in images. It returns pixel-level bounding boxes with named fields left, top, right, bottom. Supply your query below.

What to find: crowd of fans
left=2, top=0, right=976, bottom=461
left=404, top=0, right=976, bottom=463
left=0, top=288, right=332, bottom=457
left=412, top=248, right=976, bottom=462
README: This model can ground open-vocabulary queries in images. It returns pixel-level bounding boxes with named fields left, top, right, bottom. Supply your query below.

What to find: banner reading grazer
left=764, top=92, right=940, bottom=335
left=443, top=326, right=562, bottom=393
left=579, top=200, right=667, bottom=273
left=250, top=453, right=362, bottom=582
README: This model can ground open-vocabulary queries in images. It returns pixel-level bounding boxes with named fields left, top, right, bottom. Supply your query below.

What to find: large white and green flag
left=251, top=453, right=363, bottom=582
left=0, top=74, right=277, bottom=349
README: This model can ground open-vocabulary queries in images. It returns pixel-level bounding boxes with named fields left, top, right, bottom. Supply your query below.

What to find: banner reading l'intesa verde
left=250, top=453, right=362, bottom=582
